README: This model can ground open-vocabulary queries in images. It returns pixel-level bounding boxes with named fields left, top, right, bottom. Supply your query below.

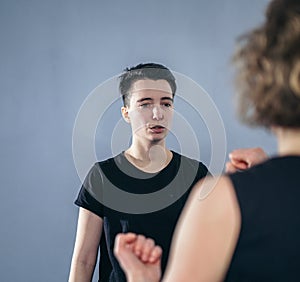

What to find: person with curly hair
left=114, top=0, right=300, bottom=281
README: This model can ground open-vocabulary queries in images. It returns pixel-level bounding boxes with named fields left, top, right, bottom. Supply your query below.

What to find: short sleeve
left=74, top=163, right=104, bottom=218
left=197, top=162, right=209, bottom=179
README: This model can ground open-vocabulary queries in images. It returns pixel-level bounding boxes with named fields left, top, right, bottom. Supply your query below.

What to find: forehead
left=130, top=79, right=172, bottom=99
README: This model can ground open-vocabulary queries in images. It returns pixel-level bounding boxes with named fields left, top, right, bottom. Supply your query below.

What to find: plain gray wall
left=0, top=0, right=275, bottom=281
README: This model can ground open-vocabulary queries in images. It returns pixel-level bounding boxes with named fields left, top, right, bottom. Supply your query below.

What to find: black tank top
left=225, top=156, right=300, bottom=282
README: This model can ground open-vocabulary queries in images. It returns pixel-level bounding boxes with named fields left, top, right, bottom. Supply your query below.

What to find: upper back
left=226, top=156, right=300, bottom=281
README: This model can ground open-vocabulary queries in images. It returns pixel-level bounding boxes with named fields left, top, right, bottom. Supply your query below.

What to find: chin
left=150, top=136, right=165, bottom=143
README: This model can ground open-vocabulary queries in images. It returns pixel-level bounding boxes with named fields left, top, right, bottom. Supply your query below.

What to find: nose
left=152, top=105, right=163, bottom=120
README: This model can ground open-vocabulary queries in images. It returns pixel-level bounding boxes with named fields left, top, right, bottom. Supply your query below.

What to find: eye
left=139, top=103, right=152, bottom=108
left=162, top=103, right=173, bottom=108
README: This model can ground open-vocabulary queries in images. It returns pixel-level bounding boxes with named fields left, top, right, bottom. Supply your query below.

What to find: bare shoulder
left=179, top=175, right=242, bottom=235
left=190, top=175, right=239, bottom=210
left=163, top=176, right=241, bottom=282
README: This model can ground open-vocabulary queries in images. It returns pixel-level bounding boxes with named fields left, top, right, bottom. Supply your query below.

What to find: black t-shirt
left=75, top=151, right=208, bottom=282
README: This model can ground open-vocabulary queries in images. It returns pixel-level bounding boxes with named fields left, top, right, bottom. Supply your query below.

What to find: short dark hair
left=233, top=0, right=300, bottom=128
left=119, top=63, right=177, bottom=106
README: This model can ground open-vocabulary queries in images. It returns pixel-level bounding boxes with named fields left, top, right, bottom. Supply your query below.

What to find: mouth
left=148, top=125, right=166, bottom=134
left=149, top=125, right=165, bottom=130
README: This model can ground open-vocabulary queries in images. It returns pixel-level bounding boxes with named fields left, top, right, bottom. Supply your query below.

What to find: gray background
left=0, top=0, right=275, bottom=281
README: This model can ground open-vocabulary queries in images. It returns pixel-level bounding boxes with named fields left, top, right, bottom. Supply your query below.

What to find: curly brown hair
left=233, top=0, right=300, bottom=128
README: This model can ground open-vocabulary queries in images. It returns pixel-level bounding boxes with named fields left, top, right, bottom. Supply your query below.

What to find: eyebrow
left=136, top=97, right=174, bottom=103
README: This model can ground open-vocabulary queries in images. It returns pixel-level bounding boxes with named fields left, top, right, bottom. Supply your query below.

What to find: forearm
left=68, top=260, right=96, bottom=282
left=127, top=273, right=160, bottom=282
left=69, top=208, right=103, bottom=282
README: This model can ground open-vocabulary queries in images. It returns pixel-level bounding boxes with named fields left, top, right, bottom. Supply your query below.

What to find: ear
left=121, top=106, right=130, bottom=123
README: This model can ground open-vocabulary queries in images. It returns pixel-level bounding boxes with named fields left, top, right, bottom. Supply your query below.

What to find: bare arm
left=114, top=177, right=241, bottom=282
left=69, top=207, right=103, bottom=282
left=162, top=177, right=241, bottom=281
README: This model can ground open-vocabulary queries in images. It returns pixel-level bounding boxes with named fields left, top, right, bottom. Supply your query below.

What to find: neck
left=274, top=127, right=300, bottom=156
left=125, top=140, right=172, bottom=173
